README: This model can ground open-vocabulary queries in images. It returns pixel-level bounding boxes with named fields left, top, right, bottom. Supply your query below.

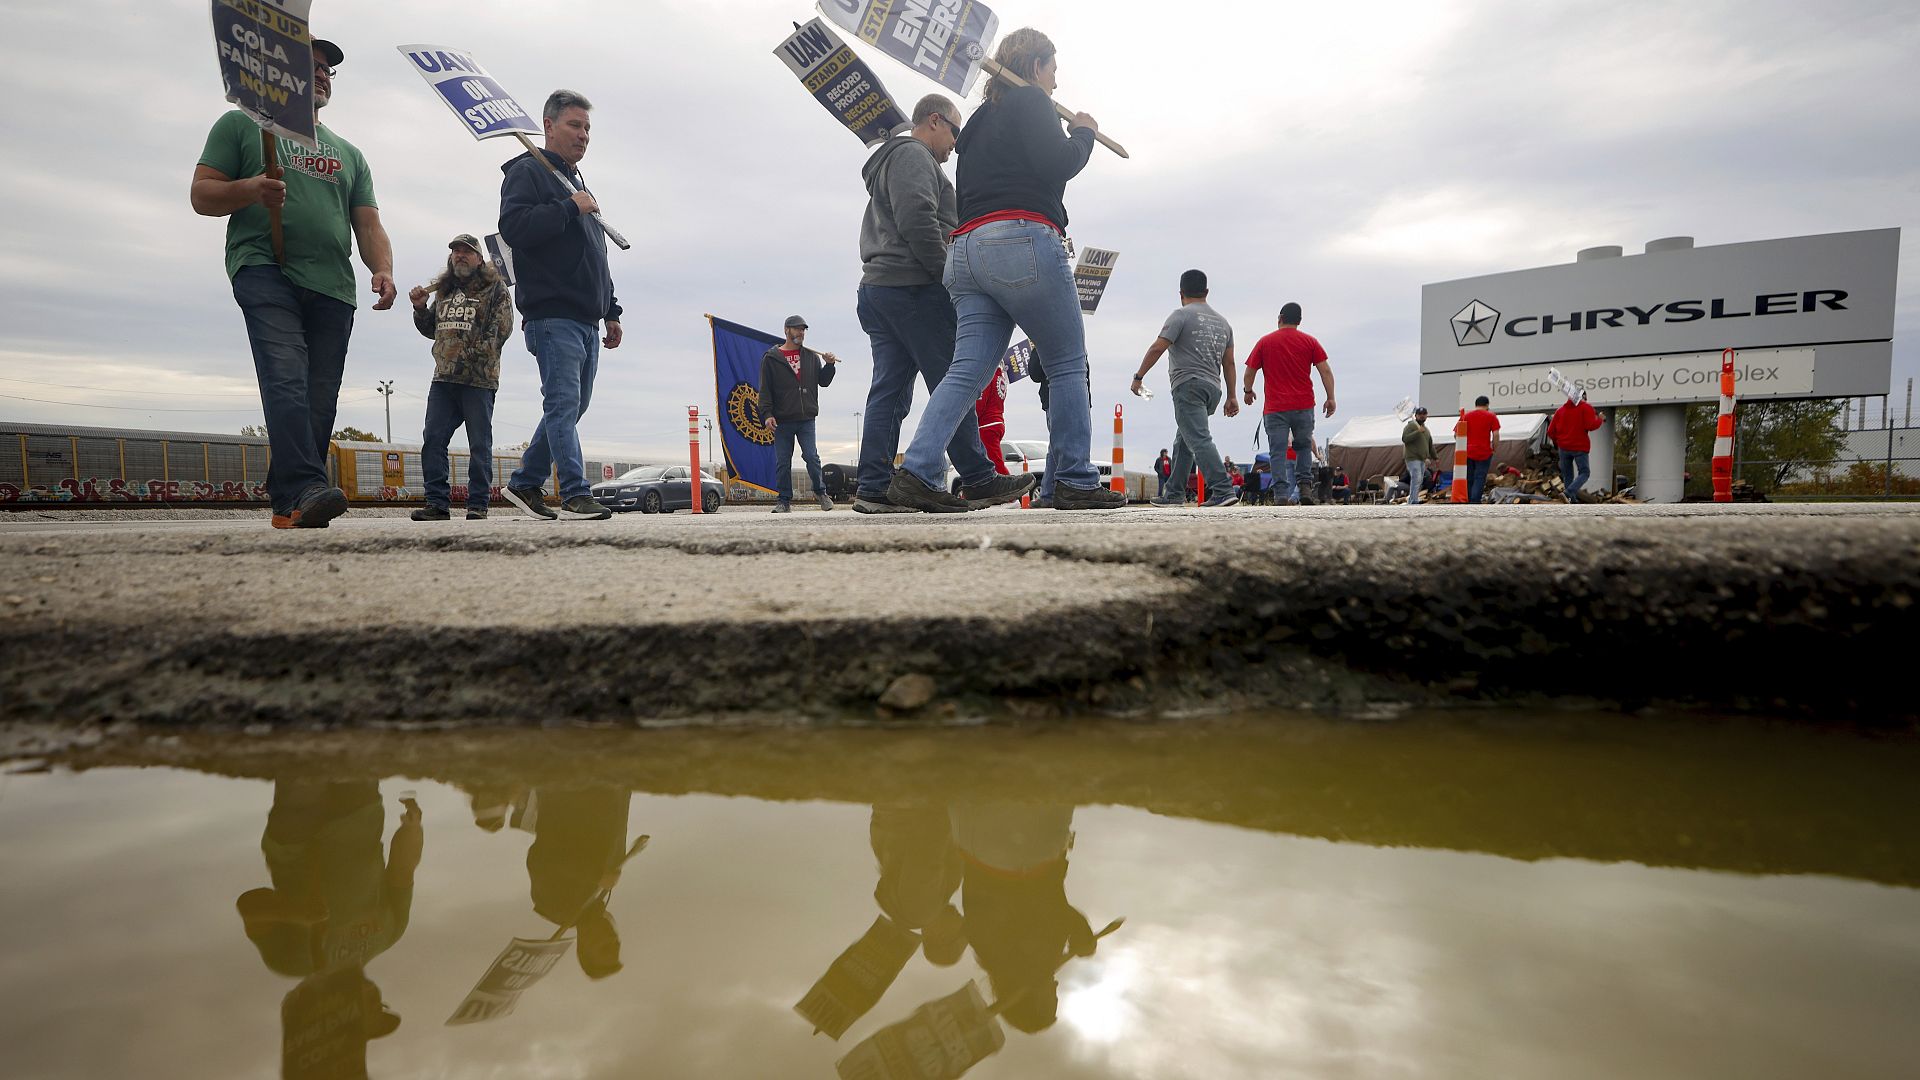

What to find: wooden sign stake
left=261, top=128, right=285, bottom=264
left=510, top=131, right=633, bottom=250
left=979, top=57, right=1129, bottom=159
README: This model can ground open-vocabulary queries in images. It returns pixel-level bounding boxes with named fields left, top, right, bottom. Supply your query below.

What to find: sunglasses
left=935, top=114, right=962, bottom=136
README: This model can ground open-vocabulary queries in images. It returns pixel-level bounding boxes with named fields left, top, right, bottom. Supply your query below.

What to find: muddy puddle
left=1, top=713, right=1917, bottom=1079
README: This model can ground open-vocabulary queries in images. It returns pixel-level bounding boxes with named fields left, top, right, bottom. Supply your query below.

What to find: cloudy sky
left=1, top=0, right=1916, bottom=465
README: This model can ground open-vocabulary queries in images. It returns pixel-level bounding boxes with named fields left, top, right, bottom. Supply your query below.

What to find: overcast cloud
left=1, top=0, right=1915, bottom=464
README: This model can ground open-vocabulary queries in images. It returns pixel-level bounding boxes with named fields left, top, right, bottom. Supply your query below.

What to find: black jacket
left=497, top=149, right=622, bottom=325
left=758, top=346, right=836, bottom=422
left=954, top=85, right=1095, bottom=230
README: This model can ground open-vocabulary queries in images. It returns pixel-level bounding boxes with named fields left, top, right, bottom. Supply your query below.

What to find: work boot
left=817, top=493, right=835, bottom=511
left=411, top=505, right=450, bottom=521
left=885, top=468, right=970, bottom=513
left=503, top=485, right=556, bottom=519
left=559, top=495, right=612, bottom=520
left=466, top=508, right=489, bottom=520
left=853, top=493, right=914, bottom=514
left=960, top=472, right=1039, bottom=510
left=1053, top=483, right=1127, bottom=511
left=271, top=485, right=348, bottom=529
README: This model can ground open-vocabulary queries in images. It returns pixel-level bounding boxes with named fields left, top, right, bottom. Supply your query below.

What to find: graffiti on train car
left=0, top=479, right=270, bottom=503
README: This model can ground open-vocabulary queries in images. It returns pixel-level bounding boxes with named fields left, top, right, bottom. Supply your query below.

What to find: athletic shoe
left=559, top=495, right=611, bottom=520
left=885, top=468, right=970, bottom=513
left=772, top=502, right=792, bottom=514
left=960, top=472, right=1039, bottom=510
left=853, top=494, right=914, bottom=514
left=1149, top=494, right=1185, bottom=507
left=1053, top=483, right=1127, bottom=510
left=503, top=485, right=556, bottom=520
left=1201, top=491, right=1241, bottom=508
left=817, top=493, right=835, bottom=511
left=411, top=505, right=450, bottom=521
left=270, top=486, right=348, bottom=529
left=466, top=508, right=489, bottom=520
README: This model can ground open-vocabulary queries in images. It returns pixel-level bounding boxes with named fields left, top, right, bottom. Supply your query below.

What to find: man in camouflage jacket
left=409, top=233, right=515, bottom=519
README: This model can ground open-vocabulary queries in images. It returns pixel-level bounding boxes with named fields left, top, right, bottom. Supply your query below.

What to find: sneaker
left=1149, top=494, right=1185, bottom=507
left=1201, top=491, right=1241, bottom=508
left=1053, top=483, right=1127, bottom=510
left=960, top=472, right=1039, bottom=510
left=853, top=494, right=914, bottom=514
left=503, top=485, right=556, bottom=520
left=1032, top=495, right=1053, bottom=509
left=559, top=495, right=612, bottom=520
left=772, top=502, right=792, bottom=514
left=411, top=505, right=450, bottom=521
left=270, top=486, right=349, bottom=529
left=885, top=468, right=970, bottom=513
left=817, top=493, right=835, bottom=511
left=466, top=508, right=489, bottom=520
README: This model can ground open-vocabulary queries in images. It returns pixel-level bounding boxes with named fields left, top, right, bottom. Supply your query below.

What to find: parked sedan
left=591, top=465, right=723, bottom=514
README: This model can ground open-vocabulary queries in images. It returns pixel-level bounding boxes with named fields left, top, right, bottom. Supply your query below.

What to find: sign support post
left=261, top=128, right=285, bottom=263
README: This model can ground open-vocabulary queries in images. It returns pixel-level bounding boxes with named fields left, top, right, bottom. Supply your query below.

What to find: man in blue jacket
left=497, top=90, right=622, bottom=521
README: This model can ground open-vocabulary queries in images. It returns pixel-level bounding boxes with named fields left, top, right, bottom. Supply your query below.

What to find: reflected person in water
left=234, top=781, right=422, bottom=1078
left=465, top=782, right=636, bottom=980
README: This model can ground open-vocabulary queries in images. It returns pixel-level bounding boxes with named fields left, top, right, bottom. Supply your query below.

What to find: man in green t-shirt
left=190, top=38, right=397, bottom=529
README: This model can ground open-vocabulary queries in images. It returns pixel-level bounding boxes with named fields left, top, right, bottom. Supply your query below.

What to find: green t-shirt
left=198, top=110, right=377, bottom=307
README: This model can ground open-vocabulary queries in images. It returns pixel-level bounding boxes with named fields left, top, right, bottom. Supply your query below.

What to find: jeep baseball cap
left=314, top=39, right=344, bottom=68
left=448, top=234, right=482, bottom=252
left=784, top=315, right=808, bottom=329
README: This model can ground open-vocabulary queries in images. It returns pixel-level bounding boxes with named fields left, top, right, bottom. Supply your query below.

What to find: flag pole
left=979, top=57, right=1128, bottom=159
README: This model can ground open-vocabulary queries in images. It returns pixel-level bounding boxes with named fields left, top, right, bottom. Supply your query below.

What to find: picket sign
left=209, top=0, right=320, bottom=264
left=396, top=44, right=631, bottom=251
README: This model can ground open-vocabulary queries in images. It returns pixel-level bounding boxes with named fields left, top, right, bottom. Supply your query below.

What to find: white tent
left=1329, top=412, right=1550, bottom=484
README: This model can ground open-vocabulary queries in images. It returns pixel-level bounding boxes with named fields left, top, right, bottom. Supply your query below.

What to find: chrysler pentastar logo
left=1451, top=299, right=1500, bottom=346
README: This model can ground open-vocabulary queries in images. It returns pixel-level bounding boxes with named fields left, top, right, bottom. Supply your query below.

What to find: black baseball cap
left=314, top=39, right=344, bottom=68
left=1413, top=406, right=1428, bottom=415
left=1279, top=302, right=1303, bottom=324
left=784, top=315, right=808, bottom=329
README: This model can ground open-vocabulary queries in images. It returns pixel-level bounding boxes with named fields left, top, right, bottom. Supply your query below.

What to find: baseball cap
left=1413, top=406, right=1428, bottom=415
left=313, top=39, right=344, bottom=68
left=448, top=233, right=482, bottom=252
left=784, top=315, right=808, bottom=329
left=1279, top=302, right=1303, bottom=324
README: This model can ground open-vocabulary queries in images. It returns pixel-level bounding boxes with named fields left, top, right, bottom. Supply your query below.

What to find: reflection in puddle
left=2, top=716, right=1919, bottom=1079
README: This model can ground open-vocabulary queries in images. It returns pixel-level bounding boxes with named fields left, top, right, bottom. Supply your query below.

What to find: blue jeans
left=903, top=220, right=1096, bottom=492
left=231, top=265, right=355, bottom=514
left=775, top=417, right=825, bottom=504
left=422, top=381, right=496, bottom=511
left=1466, top=457, right=1492, bottom=503
left=1559, top=450, right=1591, bottom=500
left=1406, top=459, right=1426, bottom=505
left=1166, top=380, right=1228, bottom=499
left=1261, top=410, right=1315, bottom=502
left=855, top=283, right=995, bottom=498
left=510, top=318, right=599, bottom=500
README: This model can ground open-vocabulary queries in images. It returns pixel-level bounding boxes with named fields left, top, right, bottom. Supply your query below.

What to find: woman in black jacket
left=888, top=28, right=1123, bottom=512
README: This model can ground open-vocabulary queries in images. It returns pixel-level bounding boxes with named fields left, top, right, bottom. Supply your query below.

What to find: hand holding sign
left=398, top=44, right=632, bottom=251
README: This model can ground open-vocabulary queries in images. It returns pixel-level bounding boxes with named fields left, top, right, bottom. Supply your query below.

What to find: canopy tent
left=1329, top=412, right=1549, bottom=485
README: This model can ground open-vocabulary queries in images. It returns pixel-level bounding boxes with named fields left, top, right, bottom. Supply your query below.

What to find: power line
left=0, top=392, right=272, bottom=413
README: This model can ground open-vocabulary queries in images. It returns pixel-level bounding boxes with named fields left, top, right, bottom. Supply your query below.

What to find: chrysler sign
left=1421, top=229, right=1898, bottom=410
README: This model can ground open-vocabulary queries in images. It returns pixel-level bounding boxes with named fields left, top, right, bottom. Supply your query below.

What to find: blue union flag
left=708, top=316, right=783, bottom=493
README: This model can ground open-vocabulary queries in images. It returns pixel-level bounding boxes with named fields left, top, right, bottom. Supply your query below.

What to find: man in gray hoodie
left=852, top=94, right=1035, bottom=513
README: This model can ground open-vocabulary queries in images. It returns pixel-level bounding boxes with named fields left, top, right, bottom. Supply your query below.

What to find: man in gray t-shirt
left=1131, top=269, right=1241, bottom=506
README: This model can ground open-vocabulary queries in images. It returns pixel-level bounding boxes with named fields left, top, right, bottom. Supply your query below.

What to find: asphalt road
left=4, top=502, right=1915, bottom=727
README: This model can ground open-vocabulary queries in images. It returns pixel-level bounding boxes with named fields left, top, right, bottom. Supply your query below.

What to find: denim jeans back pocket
left=977, top=237, right=1037, bottom=289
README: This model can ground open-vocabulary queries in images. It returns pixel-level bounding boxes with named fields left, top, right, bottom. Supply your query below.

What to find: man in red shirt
left=1548, top=392, right=1605, bottom=502
left=1462, top=395, right=1501, bottom=504
left=1241, top=302, right=1335, bottom=504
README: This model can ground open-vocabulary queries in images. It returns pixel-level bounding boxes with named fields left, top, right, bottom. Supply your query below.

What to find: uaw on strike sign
left=817, top=0, right=1000, bottom=96
left=210, top=0, right=317, bottom=148
left=397, top=45, right=541, bottom=139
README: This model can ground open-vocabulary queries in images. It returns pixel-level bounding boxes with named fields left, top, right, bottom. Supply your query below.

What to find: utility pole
left=703, top=417, right=714, bottom=472
left=377, top=380, right=395, bottom=443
